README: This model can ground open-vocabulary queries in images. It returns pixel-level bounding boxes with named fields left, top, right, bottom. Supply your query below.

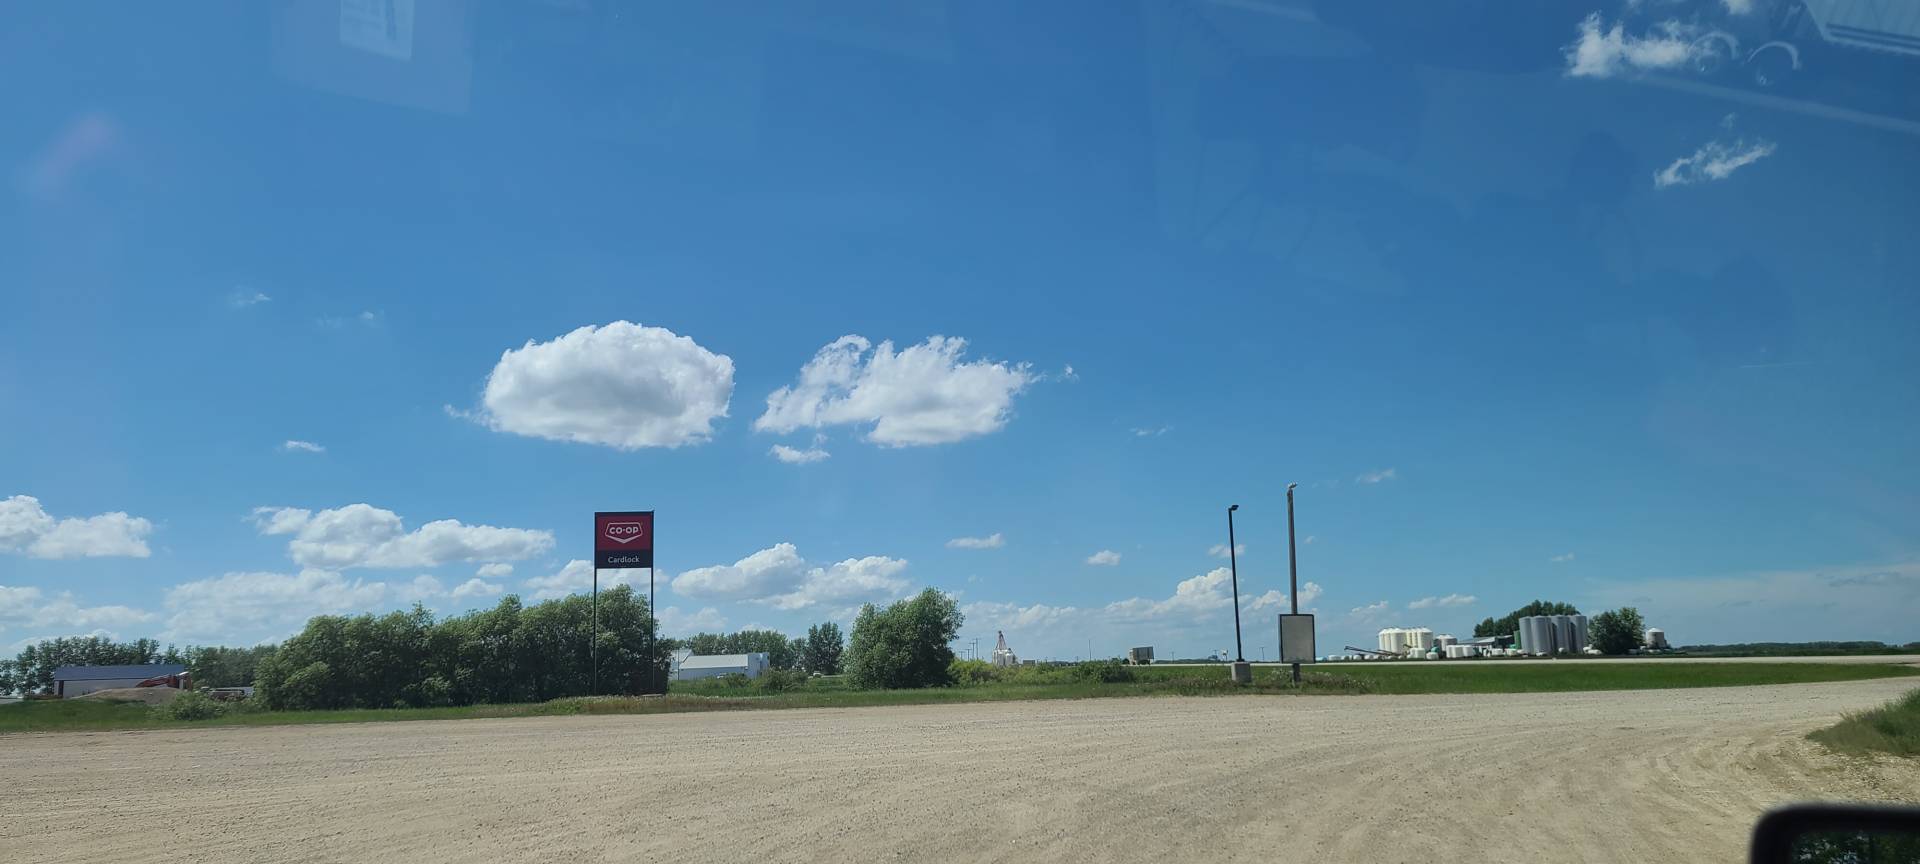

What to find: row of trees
left=256, top=586, right=670, bottom=710
left=6, top=586, right=969, bottom=702
left=0, top=636, right=275, bottom=696
left=1473, top=600, right=1580, bottom=639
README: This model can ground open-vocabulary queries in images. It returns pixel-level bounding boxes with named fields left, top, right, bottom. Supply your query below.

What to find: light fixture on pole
left=1227, top=504, right=1251, bottom=684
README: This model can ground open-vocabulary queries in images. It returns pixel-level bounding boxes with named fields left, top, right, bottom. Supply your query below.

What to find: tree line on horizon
left=0, top=588, right=914, bottom=704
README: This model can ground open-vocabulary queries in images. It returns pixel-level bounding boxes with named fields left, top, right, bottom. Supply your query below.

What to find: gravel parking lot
left=5, top=677, right=1917, bottom=863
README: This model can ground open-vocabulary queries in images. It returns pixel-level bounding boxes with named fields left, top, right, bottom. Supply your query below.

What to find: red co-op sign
left=594, top=511, right=653, bottom=569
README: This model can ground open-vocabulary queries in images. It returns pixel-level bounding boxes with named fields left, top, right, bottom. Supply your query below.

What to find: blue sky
left=3, top=1, right=1918, bottom=661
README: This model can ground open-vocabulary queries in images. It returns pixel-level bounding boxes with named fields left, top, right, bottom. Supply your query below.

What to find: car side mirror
left=1752, top=803, right=1920, bottom=864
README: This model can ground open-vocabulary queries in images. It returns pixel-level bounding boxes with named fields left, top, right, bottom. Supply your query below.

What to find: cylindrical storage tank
left=1378, top=628, right=1401, bottom=654
left=1527, top=617, right=1553, bottom=655
left=1551, top=615, right=1574, bottom=654
left=1408, top=628, right=1434, bottom=654
left=1571, top=615, right=1589, bottom=652
left=1436, top=634, right=1457, bottom=648
left=1646, top=628, right=1666, bottom=649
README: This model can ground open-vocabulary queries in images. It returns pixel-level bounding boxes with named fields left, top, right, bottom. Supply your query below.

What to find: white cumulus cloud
left=0, top=585, right=154, bottom=632
left=1654, top=138, right=1776, bottom=188
left=450, top=577, right=504, bottom=601
left=1349, top=599, right=1392, bottom=622
left=476, top=562, right=514, bottom=578
left=249, top=503, right=553, bottom=570
left=0, top=495, right=153, bottom=559
left=658, top=605, right=727, bottom=634
left=474, top=321, right=735, bottom=450
left=1408, top=593, right=1478, bottom=610
left=755, top=335, right=1035, bottom=447
left=162, top=569, right=392, bottom=643
left=947, top=533, right=1005, bottom=550
left=1564, top=13, right=1700, bottom=78
left=671, top=543, right=910, bottom=611
left=1086, top=549, right=1122, bottom=566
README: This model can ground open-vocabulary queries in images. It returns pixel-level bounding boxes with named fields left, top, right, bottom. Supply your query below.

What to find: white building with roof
left=674, top=652, right=770, bottom=681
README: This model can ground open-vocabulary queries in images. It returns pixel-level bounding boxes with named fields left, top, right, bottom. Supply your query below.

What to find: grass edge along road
left=1809, top=686, right=1920, bottom=758
left=4, top=660, right=1917, bottom=735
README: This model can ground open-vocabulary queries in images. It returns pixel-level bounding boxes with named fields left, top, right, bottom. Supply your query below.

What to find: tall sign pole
left=1286, top=483, right=1301, bottom=684
left=594, top=511, right=656, bottom=693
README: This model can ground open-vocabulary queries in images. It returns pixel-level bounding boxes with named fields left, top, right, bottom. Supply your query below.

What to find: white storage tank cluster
left=1645, top=627, right=1668, bottom=650
left=1517, top=614, right=1591, bottom=655
left=1379, top=627, right=1438, bottom=656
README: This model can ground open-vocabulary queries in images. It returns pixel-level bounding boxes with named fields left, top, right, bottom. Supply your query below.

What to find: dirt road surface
left=6, top=679, right=1917, bottom=863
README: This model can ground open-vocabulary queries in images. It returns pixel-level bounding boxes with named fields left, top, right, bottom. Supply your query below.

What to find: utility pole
left=1227, top=505, right=1251, bottom=684
left=1286, top=482, right=1301, bottom=684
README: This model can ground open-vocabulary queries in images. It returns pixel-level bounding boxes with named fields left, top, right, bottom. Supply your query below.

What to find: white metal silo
left=1436, top=634, right=1457, bottom=648
left=1527, top=617, right=1554, bottom=656
left=1646, top=627, right=1667, bottom=650
left=1571, top=615, right=1590, bottom=652
left=1551, top=615, right=1574, bottom=654
left=1407, top=628, right=1435, bottom=654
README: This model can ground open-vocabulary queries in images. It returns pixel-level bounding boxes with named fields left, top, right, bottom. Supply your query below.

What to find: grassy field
left=1810, top=687, right=1920, bottom=758
left=4, top=660, right=1915, bottom=734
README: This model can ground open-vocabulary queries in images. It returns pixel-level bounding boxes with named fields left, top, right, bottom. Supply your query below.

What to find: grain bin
left=1551, top=615, right=1575, bottom=654
left=1571, top=615, right=1590, bottom=653
left=1407, top=628, right=1435, bottom=654
left=1436, top=634, right=1457, bottom=648
left=1525, top=616, right=1554, bottom=655
left=1645, top=628, right=1668, bottom=650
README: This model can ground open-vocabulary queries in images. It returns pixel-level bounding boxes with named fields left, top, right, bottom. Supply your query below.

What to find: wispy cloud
left=1348, top=600, right=1391, bottom=623
left=1086, top=549, right=1122, bottom=566
left=1654, top=137, right=1776, bottom=188
left=228, top=290, right=271, bottom=308
left=770, top=443, right=830, bottom=464
left=281, top=440, right=325, bottom=454
left=1131, top=425, right=1171, bottom=437
left=947, top=533, right=1004, bottom=550
left=1207, top=543, right=1246, bottom=559
left=1550, top=552, right=1576, bottom=563
left=1355, top=468, right=1397, bottom=484
left=1408, top=593, right=1477, bottom=610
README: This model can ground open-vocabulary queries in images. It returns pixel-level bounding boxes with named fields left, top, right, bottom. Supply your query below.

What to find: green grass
left=1810, top=688, right=1920, bottom=758
left=5, top=660, right=1914, bottom=734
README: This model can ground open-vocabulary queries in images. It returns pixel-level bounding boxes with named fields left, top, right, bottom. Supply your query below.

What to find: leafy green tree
left=182, top=645, right=278, bottom=688
left=846, top=589, right=963, bottom=690
left=800, top=622, right=845, bottom=675
left=1588, top=607, right=1647, bottom=655
left=1473, top=600, right=1581, bottom=638
left=255, top=587, right=669, bottom=709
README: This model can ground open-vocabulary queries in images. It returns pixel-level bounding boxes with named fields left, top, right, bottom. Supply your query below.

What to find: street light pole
left=1286, top=482, right=1301, bottom=684
left=1228, top=504, right=1244, bottom=662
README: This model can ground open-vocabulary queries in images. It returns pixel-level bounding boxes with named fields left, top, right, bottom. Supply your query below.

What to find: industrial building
left=674, top=653, right=770, bottom=681
left=991, top=631, right=1019, bottom=668
left=50, top=664, right=188, bottom=698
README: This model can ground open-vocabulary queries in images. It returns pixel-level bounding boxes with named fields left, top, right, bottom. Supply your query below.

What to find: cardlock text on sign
left=594, top=511, right=653, bottom=569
